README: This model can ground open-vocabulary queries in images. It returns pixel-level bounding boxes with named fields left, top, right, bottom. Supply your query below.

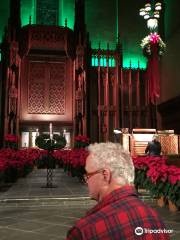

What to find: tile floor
left=0, top=169, right=179, bottom=239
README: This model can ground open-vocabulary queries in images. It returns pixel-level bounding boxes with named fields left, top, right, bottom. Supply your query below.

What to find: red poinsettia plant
left=74, top=135, right=90, bottom=148
left=141, top=32, right=166, bottom=57
left=0, top=148, right=43, bottom=182
left=4, top=134, right=18, bottom=149
left=133, top=156, right=180, bottom=208
left=53, top=148, right=88, bottom=180
left=4, top=134, right=18, bottom=143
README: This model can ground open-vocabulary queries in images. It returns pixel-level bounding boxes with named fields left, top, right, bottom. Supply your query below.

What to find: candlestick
left=49, top=123, right=53, bottom=140
left=36, top=128, right=39, bottom=137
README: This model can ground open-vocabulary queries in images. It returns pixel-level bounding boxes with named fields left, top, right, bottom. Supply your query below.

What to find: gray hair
left=87, top=142, right=134, bottom=185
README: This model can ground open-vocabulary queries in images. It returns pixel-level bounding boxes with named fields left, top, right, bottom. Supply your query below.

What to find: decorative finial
left=29, top=16, right=32, bottom=25
left=65, top=18, right=67, bottom=27
left=129, top=60, right=131, bottom=68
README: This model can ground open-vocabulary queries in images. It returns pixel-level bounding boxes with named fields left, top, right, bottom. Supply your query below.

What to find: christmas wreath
left=35, top=134, right=66, bottom=150
left=141, top=32, right=166, bottom=57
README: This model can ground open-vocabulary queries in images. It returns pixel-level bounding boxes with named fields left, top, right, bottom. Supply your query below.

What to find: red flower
left=4, top=134, right=18, bottom=143
left=168, top=166, right=180, bottom=185
left=74, top=135, right=89, bottom=143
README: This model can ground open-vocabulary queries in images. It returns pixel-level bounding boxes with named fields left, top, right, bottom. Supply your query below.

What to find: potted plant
left=164, top=166, right=180, bottom=212
left=74, top=135, right=90, bottom=148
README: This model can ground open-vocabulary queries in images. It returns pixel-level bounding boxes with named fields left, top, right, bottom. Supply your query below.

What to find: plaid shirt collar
left=87, top=185, right=137, bottom=216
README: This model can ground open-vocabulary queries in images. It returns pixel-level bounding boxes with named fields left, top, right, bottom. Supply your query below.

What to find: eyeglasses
left=84, top=169, right=104, bottom=182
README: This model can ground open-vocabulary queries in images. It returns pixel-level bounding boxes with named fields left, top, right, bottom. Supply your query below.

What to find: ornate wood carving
left=28, top=62, right=65, bottom=114
left=49, top=64, right=65, bottom=114
left=20, top=26, right=75, bottom=58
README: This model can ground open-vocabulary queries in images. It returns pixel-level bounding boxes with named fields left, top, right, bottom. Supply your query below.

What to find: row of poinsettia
left=52, top=148, right=88, bottom=181
left=0, top=147, right=88, bottom=183
left=41, top=150, right=180, bottom=209
left=1, top=134, right=179, bottom=209
left=0, top=135, right=90, bottom=183
left=0, top=148, right=44, bottom=182
left=133, top=156, right=180, bottom=209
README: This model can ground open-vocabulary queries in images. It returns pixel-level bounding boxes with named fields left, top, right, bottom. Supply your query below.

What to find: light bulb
left=154, top=11, right=160, bottom=18
left=139, top=8, right=146, bottom=16
left=147, top=18, right=158, bottom=30
left=155, top=2, right=162, bottom=11
left=144, top=13, right=150, bottom=20
left=145, top=3, right=151, bottom=11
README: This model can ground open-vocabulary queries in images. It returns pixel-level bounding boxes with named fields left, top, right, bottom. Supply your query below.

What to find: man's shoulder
left=75, top=197, right=142, bottom=227
left=70, top=199, right=168, bottom=239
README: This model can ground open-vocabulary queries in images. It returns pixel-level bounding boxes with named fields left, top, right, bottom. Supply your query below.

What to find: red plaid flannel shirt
left=66, top=185, right=170, bottom=240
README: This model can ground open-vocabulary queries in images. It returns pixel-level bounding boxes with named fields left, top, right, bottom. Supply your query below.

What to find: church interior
left=0, top=1, right=180, bottom=239
left=0, top=0, right=179, bottom=151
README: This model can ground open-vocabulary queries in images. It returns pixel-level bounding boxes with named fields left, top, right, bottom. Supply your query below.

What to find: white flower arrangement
left=140, top=33, right=166, bottom=57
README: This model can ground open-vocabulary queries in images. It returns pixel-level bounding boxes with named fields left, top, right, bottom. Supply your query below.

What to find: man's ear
left=102, top=168, right=111, bottom=183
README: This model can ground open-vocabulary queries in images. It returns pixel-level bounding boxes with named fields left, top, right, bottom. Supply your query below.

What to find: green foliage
left=134, top=169, right=147, bottom=189
left=39, top=154, right=56, bottom=169
left=147, top=180, right=167, bottom=199
left=164, top=182, right=180, bottom=208
left=35, top=134, right=66, bottom=150
left=135, top=168, right=180, bottom=208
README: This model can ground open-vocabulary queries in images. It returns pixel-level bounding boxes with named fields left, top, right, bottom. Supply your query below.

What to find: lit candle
left=49, top=123, right=53, bottom=140
left=36, top=128, right=39, bottom=137
left=63, top=129, right=66, bottom=137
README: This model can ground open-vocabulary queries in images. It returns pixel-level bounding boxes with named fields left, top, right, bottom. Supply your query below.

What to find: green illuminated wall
left=0, top=0, right=9, bottom=42
left=86, top=0, right=116, bottom=50
left=62, top=0, right=74, bottom=29
left=118, top=0, right=148, bottom=69
left=0, top=0, right=151, bottom=68
left=85, top=0, right=147, bottom=69
left=21, top=0, right=74, bottom=29
left=21, top=0, right=35, bottom=26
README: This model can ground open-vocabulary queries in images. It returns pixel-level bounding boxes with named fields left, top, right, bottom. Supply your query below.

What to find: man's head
left=85, top=142, right=134, bottom=201
left=152, top=134, right=159, bottom=141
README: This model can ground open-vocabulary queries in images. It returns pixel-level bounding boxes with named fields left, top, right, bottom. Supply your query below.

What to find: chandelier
left=139, top=2, right=162, bottom=31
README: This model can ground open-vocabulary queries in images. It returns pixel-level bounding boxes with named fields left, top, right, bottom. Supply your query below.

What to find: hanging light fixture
left=144, top=3, right=151, bottom=11
left=147, top=18, right=158, bottom=30
left=139, top=8, right=146, bottom=16
left=154, top=11, right=160, bottom=18
left=144, top=12, right=150, bottom=20
left=155, top=2, right=162, bottom=11
left=139, top=1, right=162, bottom=31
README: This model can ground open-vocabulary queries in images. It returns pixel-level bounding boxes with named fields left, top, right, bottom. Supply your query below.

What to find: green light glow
left=86, top=0, right=116, bottom=51
left=108, top=58, right=115, bottom=67
left=116, top=0, right=119, bottom=41
left=91, top=55, right=146, bottom=69
left=123, top=55, right=147, bottom=69
left=100, top=58, right=104, bottom=67
left=21, top=0, right=34, bottom=26
left=61, top=0, right=74, bottom=29
left=91, top=56, right=116, bottom=67
left=94, top=57, right=98, bottom=66
left=20, top=0, right=74, bottom=29
left=91, top=57, right=98, bottom=67
left=91, top=57, right=94, bottom=66
left=59, top=0, right=63, bottom=26
left=90, top=41, right=116, bottom=51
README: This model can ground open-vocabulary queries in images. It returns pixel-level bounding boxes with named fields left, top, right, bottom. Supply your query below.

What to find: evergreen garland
left=35, top=134, right=66, bottom=150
